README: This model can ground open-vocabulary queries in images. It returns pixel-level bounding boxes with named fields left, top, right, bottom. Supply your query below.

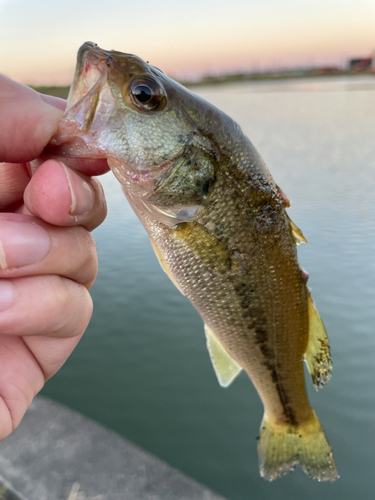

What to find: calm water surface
left=42, top=76, right=375, bottom=499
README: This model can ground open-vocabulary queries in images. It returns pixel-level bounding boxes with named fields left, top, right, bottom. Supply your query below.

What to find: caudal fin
left=258, top=411, right=338, bottom=482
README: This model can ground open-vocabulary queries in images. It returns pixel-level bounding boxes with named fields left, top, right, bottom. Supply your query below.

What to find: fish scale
left=142, top=148, right=311, bottom=425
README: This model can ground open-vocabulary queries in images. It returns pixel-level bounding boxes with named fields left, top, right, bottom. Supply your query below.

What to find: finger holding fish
left=0, top=164, right=100, bottom=440
left=0, top=75, right=63, bottom=163
left=0, top=213, right=98, bottom=287
left=23, top=159, right=107, bottom=231
left=0, top=76, right=112, bottom=442
left=0, top=274, right=92, bottom=339
left=0, top=165, right=101, bottom=440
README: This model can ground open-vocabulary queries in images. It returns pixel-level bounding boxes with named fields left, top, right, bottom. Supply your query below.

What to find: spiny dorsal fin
left=149, top=237, right=185, bottom=295
left=204, top=324, right=242, bottom=387
left=277, top=185, right=291, bottom=207
left=304, top=292, right=332, bottom=390
left=288, top=216, right=307, bottom=245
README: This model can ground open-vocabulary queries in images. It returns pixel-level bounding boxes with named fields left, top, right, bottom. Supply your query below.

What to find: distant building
left=349, top=57, right=373, bottom=71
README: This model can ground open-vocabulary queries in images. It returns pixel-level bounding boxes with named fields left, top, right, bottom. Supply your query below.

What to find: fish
left=49, top=42, right=338, bottom=482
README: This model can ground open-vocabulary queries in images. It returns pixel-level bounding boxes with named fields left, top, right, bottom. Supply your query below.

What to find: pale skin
left=0, top=75, right=110, bottom=440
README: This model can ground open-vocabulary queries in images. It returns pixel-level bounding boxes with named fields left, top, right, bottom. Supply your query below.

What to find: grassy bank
left=31, top=70, right=373, bottom=98
left=31, top=85, right=70, bottom=99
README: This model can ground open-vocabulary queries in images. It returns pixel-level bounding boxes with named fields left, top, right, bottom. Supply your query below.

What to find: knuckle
left=50, top=277, right=93, bottom=337
left=68, top=285, right=93, bottom=337
left=68, top=226, right=98, bottom=285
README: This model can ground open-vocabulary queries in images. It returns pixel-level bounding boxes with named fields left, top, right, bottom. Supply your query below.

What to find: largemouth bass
left=50, top=42, right=338, bottom=482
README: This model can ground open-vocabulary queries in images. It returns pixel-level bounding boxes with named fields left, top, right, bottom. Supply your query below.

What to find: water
left=41, top=75, right=375, bottom=499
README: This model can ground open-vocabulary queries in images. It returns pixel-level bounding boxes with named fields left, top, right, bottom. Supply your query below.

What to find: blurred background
left=1, top=0, right=374, bottom=85
left=1, top=1, right=375, bottom=499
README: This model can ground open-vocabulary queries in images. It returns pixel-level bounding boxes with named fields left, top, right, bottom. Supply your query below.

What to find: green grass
left=31, top=85, right=70, bottom=99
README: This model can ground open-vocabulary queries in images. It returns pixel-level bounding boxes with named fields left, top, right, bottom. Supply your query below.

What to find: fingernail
left=0, top=221, right=50, bottom=269
left=61, top=163, right=94, bottom=216
left=0, top=281, right=14, bottom=311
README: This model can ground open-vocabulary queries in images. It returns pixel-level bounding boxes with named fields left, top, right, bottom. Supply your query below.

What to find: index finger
left=0, top=75, right=63, bottom=163
left=41, top=93, right=67, bottom=112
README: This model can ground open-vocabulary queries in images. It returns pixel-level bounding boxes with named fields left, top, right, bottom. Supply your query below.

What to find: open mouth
left=66, top=42, right=108, bottom=110
left=47, top=43, right=116, bottom=159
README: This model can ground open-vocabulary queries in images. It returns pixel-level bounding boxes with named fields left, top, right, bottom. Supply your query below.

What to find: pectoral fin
left=204, top=324, right=242, bottom=387
left=304, top=293, right=332, bottom=389
left=149, top=237, right=185, bottom=295
left=288, top=215, right=307, bottom=245
left=171, top=222, right=238, bottom=275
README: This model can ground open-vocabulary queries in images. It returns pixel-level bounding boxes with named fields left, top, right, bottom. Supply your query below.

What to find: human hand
left=0, top=75, right=108, bottom=439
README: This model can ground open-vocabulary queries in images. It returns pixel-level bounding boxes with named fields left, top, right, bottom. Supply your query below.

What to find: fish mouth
left=66, top=42, right=118, bottom=110
left=48, top=42, right=116, bottom=158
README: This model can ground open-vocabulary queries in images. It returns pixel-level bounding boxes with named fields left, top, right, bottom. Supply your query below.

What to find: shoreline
left=31, top=70, right=374, bottom=99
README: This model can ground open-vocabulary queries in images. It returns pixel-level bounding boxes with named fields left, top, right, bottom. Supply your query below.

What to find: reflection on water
left=42, top=76, right=375, bottom=500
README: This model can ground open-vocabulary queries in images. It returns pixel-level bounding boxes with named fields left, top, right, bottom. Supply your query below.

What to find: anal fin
left=204, top=324, right=242, bottom=387
left=304, top=292, right=332, bottom=389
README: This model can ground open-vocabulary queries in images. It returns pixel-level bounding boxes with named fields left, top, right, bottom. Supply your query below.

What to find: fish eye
left=129, top=77, right=166, bottom=111
left=133, top=85, right=152, bottom=103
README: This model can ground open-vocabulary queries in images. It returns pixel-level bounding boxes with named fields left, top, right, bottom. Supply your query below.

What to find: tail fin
left=258, top=411, right=338, bottom=482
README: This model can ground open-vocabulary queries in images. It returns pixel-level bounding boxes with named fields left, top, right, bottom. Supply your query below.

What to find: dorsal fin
left=204, top=324, right=242, bottom=387
left=304, top=292, right=332, bottom=389
left=288, top=216, right=307, bottom=245
left=149, top=237, right=185, bottom=295
left=277, top=185, right=291, bottom=207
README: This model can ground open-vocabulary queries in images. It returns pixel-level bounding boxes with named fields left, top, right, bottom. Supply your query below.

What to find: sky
left=0, top=0, right=374, bottom=85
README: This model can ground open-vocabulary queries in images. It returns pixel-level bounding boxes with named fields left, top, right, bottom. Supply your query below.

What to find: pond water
left=42, top=75, right=375, bottom=500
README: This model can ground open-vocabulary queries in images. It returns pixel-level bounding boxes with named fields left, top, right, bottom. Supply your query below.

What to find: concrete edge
left=0, top=396, right=228, bottom=500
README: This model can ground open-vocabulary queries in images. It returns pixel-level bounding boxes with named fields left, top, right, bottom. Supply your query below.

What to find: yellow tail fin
left=258, top=411, right=338, bottom=482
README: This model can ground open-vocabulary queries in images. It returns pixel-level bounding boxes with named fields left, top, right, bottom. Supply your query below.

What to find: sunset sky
left=0, top=0, right=374, bottom=85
